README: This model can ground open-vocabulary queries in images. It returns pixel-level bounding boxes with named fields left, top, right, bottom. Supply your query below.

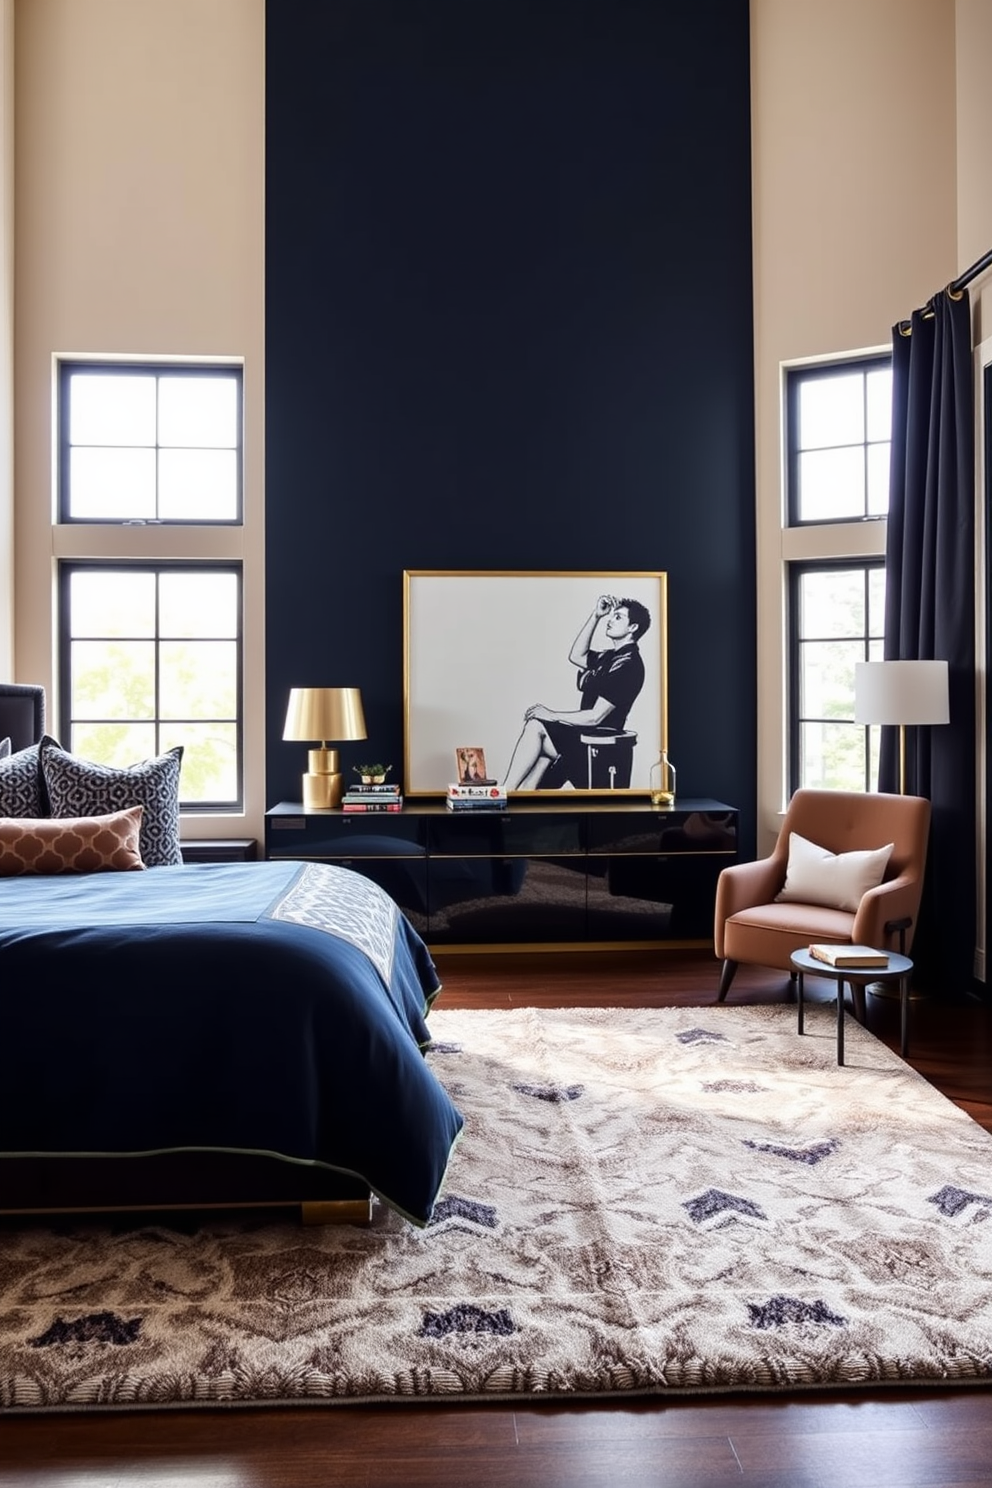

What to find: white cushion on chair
left=774, top=831, right=893, bottom=914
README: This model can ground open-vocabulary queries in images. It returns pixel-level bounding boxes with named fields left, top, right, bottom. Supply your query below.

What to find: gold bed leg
left=301, top=1197, right=373, bottom=1226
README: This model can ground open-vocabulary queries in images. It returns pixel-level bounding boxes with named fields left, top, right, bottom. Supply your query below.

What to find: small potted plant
left=354, top=763, right=392, bottom=785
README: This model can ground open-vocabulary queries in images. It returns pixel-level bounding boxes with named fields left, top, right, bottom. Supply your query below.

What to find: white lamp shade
left=854, top=660, right=949, bottom=726
left=282, top=686, right=367, bottom=743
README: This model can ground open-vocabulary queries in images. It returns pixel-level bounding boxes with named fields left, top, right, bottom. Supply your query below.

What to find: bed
left=0, top=686, right=463, bottom=1227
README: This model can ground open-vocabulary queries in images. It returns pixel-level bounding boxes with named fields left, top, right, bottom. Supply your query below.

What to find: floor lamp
left=854, top=660, right=950, bottom=795
left=854, top=659, right=948, bottom=1002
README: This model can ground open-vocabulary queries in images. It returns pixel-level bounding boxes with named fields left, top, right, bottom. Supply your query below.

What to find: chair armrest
left=714, top=857, right=787, bottom=956
left=851, top=874, right=920, bottom=949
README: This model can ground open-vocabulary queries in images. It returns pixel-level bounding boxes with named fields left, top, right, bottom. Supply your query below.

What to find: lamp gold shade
left=283, top=686, right=367, bottom=810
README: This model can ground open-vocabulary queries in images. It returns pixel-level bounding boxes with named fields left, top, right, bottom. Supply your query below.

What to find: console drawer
left=586, top=809, right=737, bottom=857
left=429, top=813, right=583, bottom=858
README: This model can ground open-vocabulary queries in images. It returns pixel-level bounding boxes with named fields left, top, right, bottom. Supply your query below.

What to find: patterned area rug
left=3, top=1002, right=992, bottom=1413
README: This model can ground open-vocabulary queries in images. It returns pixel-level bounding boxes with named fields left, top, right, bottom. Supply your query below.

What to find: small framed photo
left=455, top=746, right=490, bottom=784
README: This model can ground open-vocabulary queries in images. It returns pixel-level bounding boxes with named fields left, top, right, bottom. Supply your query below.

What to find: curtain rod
left=949, top=245, right=992, bottom=297
left=897, top=244, right=992, bottom=335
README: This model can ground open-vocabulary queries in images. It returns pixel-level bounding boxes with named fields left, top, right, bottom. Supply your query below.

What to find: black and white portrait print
left=501, top=593, right=650, bottom=790
left=404, top=572, right=667, bottom=795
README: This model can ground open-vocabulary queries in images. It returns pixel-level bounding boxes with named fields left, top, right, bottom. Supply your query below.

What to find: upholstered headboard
left=0, top=684, right=46, bottom=753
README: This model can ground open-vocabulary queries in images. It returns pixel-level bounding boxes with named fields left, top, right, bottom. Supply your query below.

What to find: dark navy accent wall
left=266, top=0, right=756, bottom=852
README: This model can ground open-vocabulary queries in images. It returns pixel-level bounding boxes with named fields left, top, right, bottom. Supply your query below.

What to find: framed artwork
left=403, top=570, right=668, bottom=796
left=454, top=746, right=491, bottom=783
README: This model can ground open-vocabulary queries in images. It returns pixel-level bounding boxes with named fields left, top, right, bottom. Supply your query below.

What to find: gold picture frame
left=403, top=570, right=668, bottom=796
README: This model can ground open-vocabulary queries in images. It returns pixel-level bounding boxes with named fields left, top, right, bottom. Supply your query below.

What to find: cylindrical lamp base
left=308, top=746, right=339, bottom=776
left=302, top=772, right=345, bottom=810
left=302, top=747, right=343, bottom=810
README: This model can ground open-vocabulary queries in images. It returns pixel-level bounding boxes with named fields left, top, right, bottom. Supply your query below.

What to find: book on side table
left=808, top=944, right=889, bottom=969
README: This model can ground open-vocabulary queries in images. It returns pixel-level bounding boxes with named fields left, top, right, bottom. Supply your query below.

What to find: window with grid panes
left=785, top=356, right=892, bottom=793
left=787, top=358, right=891, bottom=523
left=790, top=561, right=886, bottom=792
left=56, top=363, right=244, bottom=811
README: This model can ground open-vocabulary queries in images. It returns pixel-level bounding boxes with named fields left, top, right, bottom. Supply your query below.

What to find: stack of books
left=341, top=781, right=403, bottom=813
left=446, top=781, right=508, bottom=812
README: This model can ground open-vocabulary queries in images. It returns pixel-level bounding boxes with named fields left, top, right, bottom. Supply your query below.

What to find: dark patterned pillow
left=0, top=741, right=44, bottom=817
left=40, top=739, right=184, bottom=868
left=0, top=737, right=10, bottom=759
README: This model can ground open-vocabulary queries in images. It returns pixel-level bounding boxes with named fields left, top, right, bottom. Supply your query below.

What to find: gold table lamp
left=283, top=686, right=367, bottom=810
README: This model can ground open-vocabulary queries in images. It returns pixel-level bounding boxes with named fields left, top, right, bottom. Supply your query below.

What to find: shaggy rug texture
left=2, top=1003, right=992, bottom=1413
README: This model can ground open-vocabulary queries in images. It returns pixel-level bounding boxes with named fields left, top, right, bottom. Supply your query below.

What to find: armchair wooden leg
left=885, top=915, right=911, bottom=955
left=717, top=959, right=738, bottom=1002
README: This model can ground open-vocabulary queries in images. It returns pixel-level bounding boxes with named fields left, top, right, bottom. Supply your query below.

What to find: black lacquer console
left=265, top=799, right=737, bottom=949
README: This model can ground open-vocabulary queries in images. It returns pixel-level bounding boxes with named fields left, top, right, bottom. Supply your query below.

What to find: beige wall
left=957, top=0, right=992, bottom=973
left=752, top=0, right=992, bottom=971
left=956, top=0, right=992, bottom=338
left=6, top=1, right=990, bottom=861
left=0, top=0, right=12, bottom=676
left=751, top=0, right=960, bottom=849
left=12, top=0, right=265, bottom=837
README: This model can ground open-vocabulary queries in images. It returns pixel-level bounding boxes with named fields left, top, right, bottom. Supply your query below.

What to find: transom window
left=59, top=363, right=242, bottom=523
left=787, top=358, right=891, bottom=524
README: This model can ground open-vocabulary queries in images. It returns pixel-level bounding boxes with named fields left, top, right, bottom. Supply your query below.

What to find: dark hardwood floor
left=2, top=948, right=991, bottom=1487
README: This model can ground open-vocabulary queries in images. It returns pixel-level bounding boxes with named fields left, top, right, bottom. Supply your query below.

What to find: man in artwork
left=502, top=594, right=650, bottom=790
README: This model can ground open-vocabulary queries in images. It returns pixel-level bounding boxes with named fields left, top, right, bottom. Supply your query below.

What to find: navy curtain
left=882, top=289, right=974, bottom=994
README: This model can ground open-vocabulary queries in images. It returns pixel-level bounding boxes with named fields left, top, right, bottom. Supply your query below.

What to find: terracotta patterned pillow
left=0, top=806, right=145, bottom=876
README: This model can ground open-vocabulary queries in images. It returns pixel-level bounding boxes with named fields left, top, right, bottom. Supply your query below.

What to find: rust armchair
left=715, top=788, right=931, bottom=1001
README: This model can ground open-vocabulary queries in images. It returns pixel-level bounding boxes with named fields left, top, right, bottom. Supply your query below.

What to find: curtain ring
left=898, top=320, right=912, bottom=337
left=947, top=282, right=964, bottom=301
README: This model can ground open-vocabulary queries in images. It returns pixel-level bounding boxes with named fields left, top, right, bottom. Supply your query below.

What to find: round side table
left=789, top=947, right=914, bottom=1066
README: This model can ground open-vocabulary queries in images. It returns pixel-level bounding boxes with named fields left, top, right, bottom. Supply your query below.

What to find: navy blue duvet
left=0, top=860, right=463, bottom=1224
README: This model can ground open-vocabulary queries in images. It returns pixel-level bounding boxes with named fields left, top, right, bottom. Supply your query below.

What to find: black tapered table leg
left=790, top=949, right=914, bottom=1068
left=797, top=970, right=805, bottom=1035
left=901, top=975, right=909, bottom=1058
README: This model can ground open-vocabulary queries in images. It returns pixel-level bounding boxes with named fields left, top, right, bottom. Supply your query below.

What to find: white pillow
left=775, top=831, right=894, bottom=913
